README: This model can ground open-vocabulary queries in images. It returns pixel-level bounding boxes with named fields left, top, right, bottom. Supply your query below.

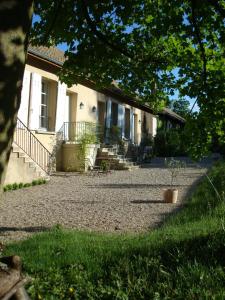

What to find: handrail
left=14, top=118, right=52, bottom=174
left=61, top=121, right=104, bottom=142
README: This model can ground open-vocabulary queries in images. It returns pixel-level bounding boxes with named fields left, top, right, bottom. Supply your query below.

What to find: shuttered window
left=40, top=81, right=49, bottom=129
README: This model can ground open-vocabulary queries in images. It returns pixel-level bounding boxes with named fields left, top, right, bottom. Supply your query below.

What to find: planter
left=163, top=188, right=178, bottom=204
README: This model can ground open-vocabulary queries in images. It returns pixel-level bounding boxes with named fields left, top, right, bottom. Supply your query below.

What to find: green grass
left=4, top=161, right=225, bottom=299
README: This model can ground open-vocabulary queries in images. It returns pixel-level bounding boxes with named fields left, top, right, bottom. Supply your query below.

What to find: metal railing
left=14, top=118, right=52, bottom=174
left=60, top=122, right=104, bottom=143
left=105, top=126, right=123, bottom=144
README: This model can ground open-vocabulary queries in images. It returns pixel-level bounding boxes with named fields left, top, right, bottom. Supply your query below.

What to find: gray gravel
left=0, top=166, right=207, bottom=243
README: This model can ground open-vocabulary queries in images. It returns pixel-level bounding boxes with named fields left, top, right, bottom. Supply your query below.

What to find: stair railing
left=14, top=118, right=52, bottom=174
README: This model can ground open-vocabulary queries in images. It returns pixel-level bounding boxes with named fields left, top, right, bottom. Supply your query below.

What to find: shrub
left=154, top=129, right=186, bottom=157
left=3, top=179, right=47, bottom=192
left=18, top=182, right=23, bottom=188
left=100, top=160, right=110, bottom=172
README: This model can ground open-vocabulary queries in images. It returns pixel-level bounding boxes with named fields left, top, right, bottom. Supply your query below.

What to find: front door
left=111, top=102, right=118, bottom=127
left=125, top=108, right=130, bottom=139
left=98, top=101, right=106, bottom=142
left=134, top=113, right=138, bottom=144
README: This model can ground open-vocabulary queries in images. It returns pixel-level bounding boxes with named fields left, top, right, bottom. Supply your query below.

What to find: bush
left=100, top=160, right=110, bottom=172
left=3, top=179, right=47, bottom=192
left=154, top=129, right=186, bottom=156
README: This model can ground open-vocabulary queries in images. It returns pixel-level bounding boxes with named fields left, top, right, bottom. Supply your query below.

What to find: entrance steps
left=96, top=145, right=139, bottom=170
left=4, top=144, right=50, bottom=185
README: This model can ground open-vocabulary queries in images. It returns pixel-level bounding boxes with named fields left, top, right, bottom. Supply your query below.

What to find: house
left=4, top=46, right=185, bottom=184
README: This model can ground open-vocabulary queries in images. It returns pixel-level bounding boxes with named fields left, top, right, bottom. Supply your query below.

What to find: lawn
left=4, top=161, right=225, bottom=299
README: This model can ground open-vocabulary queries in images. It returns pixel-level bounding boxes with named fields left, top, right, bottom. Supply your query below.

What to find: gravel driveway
left=0, top=166, right=208, bottom=243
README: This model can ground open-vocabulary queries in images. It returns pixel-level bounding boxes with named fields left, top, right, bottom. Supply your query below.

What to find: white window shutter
left=118, top=104, right=125, bottom=137
left=130, top=108, right=134, bottom=142
left=152, top=116, right=157, bottom=136
left=64, top=95, right=69, bottom=123
left=18, top=70, right=31, bottom=126
left=106, top=99, right=112, bottom=129
left=29, top=73, right=42, bottom=130
left=55, top=82, right=67, bottom=132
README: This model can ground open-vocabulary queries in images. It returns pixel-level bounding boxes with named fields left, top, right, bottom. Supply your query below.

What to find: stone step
left=10, top=151, right=19, bottom=158
left=11, top=143, right=49, bottom=181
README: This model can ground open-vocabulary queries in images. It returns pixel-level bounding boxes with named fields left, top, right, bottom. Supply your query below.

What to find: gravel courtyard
left=0, top=166, right=208, bottom=243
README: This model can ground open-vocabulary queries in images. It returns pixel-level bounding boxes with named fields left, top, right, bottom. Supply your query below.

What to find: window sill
left=35, top=130, right=56, bottom=135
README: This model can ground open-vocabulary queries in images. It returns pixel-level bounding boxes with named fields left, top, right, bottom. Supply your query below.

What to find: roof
left=159, top=108, right=185, bottom=123
left=28, top=45, right=66, bottom=65
left=27, top=45, right=185, bottom=123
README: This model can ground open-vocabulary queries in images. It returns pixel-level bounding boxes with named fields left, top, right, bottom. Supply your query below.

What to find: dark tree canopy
left=32, top=0, right=225, bottom=158
left=169, top=99, right=190, bottom=118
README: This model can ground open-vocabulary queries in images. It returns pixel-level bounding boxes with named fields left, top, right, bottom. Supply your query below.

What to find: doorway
left=125, top=108, right=130, bottom=139
left=111, top=102, right=118, bottom=127
left=98, top=101, right=106, bottom=142
left=134, top=113, right=138, bottom=144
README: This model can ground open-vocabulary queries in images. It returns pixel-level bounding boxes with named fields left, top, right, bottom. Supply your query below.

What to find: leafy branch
left=81, top=0, right=134, bottom=59
left=81, top=0, right=165, bottom=65
left=41, top=0, right=64, bottom=44
left=190, top=0, right=207, bottom=88
left=207, top=0, right=225, bottom=19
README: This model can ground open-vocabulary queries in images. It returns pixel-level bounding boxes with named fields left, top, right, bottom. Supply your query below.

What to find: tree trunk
left=0, top=0, right=33, bottom=194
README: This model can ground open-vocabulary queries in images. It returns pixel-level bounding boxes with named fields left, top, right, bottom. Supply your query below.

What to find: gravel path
left=0, top=166, right=208, bottom=243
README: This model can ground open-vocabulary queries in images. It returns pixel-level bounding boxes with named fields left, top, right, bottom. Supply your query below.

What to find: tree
left=0, top=0, right=225, bottom=192
left=32, top=0, right=225, bottom=159
left=169, top=99, right=190, bottom=118
left=0, top=0, right=33, bottom=192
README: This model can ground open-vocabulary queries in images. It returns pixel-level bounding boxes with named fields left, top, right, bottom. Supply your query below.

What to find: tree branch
left=81, top=0, right=134, bottom=59
left=42, top=0, right=64, bottom=43
left=80, top=0, right=164, bottom=65
left=190, top=0, right=207, bottom=87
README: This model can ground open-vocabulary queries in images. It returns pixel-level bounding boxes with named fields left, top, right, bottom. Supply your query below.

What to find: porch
left=56, top=121, right=139, bottom=172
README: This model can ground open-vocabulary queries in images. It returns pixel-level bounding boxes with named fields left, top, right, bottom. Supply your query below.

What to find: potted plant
left=164, top=158, right=186, bottom=203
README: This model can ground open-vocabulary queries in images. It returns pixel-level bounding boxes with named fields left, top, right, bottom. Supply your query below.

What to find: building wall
left=142, top=112, right=157, bottom=138
left=10, top=59, right=170, bottom=179
left=18, top=64, right=154, bottom=152
left=4, top=151, right=42, bottom=185
left=32, top=131, right=56, bottom=153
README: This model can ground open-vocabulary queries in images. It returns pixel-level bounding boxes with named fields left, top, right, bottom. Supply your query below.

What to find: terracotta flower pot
left=163, top=188, right=178, bottom=204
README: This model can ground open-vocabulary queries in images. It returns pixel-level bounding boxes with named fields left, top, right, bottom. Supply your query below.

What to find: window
left=40, top=80, right=49, bottom=129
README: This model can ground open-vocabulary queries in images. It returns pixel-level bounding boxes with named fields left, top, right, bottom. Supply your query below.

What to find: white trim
left=18, top=70, right=31, bottom=126
left=106, top=98, right=112, bottom=128
left=118, top=104, right=125, bottom=138
left=130, top=108, right=134, bottom=142
left=55, top=82, right=67, bottom=131
left=29, top=73, right=42, bottom=130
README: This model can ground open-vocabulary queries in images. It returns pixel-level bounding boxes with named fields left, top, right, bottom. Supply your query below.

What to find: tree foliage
left=32, top=0, right=225, bottom=158
left=169, top=98, right=190, bottom=118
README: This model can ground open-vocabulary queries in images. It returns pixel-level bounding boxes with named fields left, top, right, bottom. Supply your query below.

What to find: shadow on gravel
left=131, top=200, right=165, bottom=204
left=52, top=172, right=83, bottom=177
left=0, top=226, right=49, bottom=233
left=88, top=183, right=189, bottom=189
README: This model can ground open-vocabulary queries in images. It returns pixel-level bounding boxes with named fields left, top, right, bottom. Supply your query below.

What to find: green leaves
left=32, top=0, right=225, bottom=157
